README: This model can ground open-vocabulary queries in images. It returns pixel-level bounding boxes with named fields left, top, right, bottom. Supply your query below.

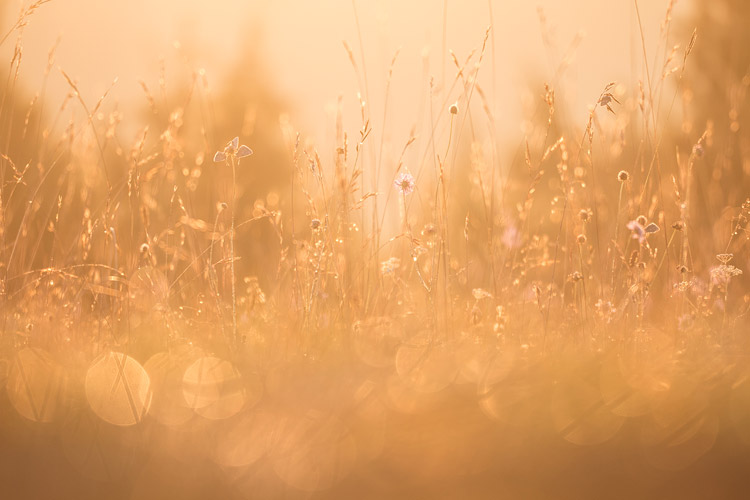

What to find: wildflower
left=576, top=234, right=587, bottom=245
left=578, top=209, right=592, bottom=222
left=394, top=172, right=415, bottom=195
left=627, top=219, right=659, bottom=244
left=674, top=278, right=695, bottom=293
left=595, top=299, right=614, bottom=313
left=617, top=170, right=630, bottom=182
left=380, top=257, right=400, bottom=276
left=213, top=136, right=253, bottom=163
left=449, top=102, right=459, bottom=115
left=710, top=264, right=742, bottom=286
left=595, top=299, right=616, bottom=323
left=626, top=220, right=646, bottom=244
left=569, top=271, right=583, bottom=282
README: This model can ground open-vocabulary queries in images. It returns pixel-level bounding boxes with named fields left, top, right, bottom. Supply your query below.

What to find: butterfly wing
left=230, top=136, right=239, bottom=151
left=645, top=223, right=660, bottom=234
left=237, top=145, right=253, bottom=158
left=213, top=151, right=226, bottom=163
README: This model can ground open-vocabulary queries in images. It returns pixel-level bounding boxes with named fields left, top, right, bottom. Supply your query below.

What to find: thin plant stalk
left=229, top=154, right=238, bottom=348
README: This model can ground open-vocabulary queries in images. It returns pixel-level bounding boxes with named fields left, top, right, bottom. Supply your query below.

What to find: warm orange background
left=3, top=0, right=677, bottom=146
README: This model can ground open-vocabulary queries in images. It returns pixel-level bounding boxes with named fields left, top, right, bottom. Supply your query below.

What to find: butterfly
left=213, top=136, right=253, bottom=163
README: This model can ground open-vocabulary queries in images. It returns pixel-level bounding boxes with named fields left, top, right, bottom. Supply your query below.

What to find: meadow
left=1, top=0, right=750, bottom=498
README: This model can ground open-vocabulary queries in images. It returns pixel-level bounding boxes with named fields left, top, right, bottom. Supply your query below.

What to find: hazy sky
left=2, top=0, right=688, bottom=146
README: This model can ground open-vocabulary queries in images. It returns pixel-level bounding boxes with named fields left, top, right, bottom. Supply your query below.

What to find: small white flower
left=710, top=264, right=742, bottom=286
left=394, top=172, right=415, bottom=195
left=472, top=288, right=492, bottom=300
left=380, top=257, right=401, bottom=276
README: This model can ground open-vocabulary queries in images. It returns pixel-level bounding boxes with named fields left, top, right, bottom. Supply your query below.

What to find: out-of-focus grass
left=1, top=1, right=750, bottom=498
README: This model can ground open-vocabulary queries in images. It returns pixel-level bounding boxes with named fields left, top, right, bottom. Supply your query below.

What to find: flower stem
left=230, top=155, right=238, bottom=348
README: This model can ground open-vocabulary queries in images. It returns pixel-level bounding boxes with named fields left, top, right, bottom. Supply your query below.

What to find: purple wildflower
left=627, top=220, right=646, bottom=244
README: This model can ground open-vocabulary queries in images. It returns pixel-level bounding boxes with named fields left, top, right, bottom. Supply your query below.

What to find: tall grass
left=1, top=1, right=750, bottom=498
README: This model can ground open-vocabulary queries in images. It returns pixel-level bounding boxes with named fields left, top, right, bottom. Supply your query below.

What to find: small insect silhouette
left=598, top=82, right=620, bottom=114
left=213, top=137, right=253, bottom=163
